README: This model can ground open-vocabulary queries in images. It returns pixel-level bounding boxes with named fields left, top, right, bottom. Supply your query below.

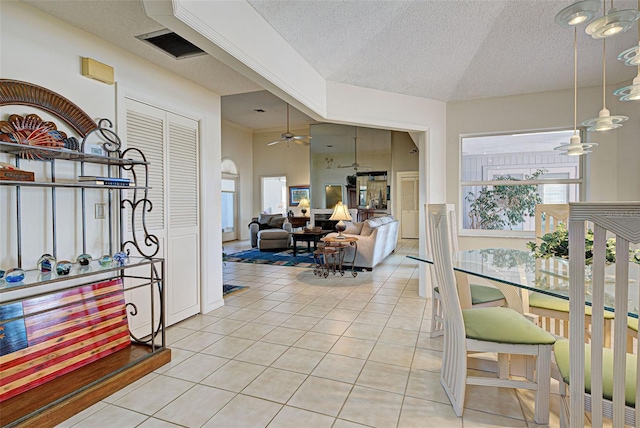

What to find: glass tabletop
left=409, top=248, right=640, bottom=318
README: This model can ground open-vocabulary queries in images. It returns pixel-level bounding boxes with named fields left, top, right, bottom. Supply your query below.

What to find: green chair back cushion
left=462, top=307, right=556, bottom=345
left=554, top=339, right=636, bottom=407
left=529, top=292, right=615, bottom=319
left=434, top=284, right=505, bottom=305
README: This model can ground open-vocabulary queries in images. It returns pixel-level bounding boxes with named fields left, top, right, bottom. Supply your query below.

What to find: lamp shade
left=330, top=201, right=352, bottom=238
left=298, top=197, right=310, bottom=209
left=585, top=8, right=640, bottom=39
left=554, top=134, right=598, bottom=156
left=555, top=0, right=600, bottom=28
left=329, top=202, right=352, bottom=221
left=618, top=42, right=640, bottom=66
left=614, top=73, right=640, bottom=101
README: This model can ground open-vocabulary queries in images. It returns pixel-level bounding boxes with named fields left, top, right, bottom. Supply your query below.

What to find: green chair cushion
left=434, top=284, right=505, bottom=305
left=629, top=317, right=638, bottom=332
left=554, top=339, right=636, bottom=407
left=529, top=292, right=615, bottom=319
left=462, top=307, right=556, bottom=345
left=469, top=284, right=505, bottom=305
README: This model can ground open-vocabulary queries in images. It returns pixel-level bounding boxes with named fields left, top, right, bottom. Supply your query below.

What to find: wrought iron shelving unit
left=0, top=87, right=170, bottom=427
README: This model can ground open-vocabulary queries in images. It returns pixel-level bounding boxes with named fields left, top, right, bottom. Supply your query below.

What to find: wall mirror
left=309, top=124, right=391, bottom=210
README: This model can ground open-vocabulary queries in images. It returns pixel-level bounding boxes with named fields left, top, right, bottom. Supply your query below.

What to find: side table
left=316, top=236, right=358, bottom=277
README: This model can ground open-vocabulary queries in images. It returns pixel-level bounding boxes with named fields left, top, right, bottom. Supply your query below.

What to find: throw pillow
left=258, top=213, right=272, bottom=224
left=378, top=216, right=394, bottom=224
left=270, top=216, right=286, bottom=228
left=343, top=221, right=363, bottom=235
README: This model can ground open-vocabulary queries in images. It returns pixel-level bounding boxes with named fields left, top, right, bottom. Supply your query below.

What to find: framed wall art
left=289, top=185, right=310, bottom=206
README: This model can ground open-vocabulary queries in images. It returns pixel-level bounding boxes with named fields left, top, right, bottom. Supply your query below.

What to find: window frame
left=458, top=128, right=587, bottom=238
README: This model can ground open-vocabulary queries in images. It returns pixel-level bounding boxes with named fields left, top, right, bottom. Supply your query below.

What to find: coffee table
left=291, top=230, right=332, bottom=256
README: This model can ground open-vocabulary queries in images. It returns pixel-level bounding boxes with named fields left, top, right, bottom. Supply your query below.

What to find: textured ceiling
left=24, top=0, right=263, bottom=97
left=248, top=0, right=639, bottom=102
left=24, top=0, right=640, bottom=129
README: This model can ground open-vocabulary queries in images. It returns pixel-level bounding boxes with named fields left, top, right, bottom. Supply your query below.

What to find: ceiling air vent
left=136, top=29, right=206, bottom=60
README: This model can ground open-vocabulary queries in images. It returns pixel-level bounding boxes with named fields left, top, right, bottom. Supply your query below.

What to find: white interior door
left=125, top=98, right=200, bottom=329
left=399, top=173, right=419, bottom=239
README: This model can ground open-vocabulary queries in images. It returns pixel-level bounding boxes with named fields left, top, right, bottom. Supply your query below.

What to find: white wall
left=446, top=84, right=636, bottom=250
left=0, top=1, right=224, bottom=312
left=222, top=121, right=254, bottom=241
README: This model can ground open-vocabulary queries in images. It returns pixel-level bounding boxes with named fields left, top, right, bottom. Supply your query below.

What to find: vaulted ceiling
left=26, top=0, right=640, bottom=129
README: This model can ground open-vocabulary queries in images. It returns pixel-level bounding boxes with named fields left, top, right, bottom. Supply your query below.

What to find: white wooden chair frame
left=428, top=204, right=552, bottom=425
left=532, top=204, right=613, bottom=347
left=563, top=202, right=640, bottom=428
left=427, top=204, right=505, bottom=338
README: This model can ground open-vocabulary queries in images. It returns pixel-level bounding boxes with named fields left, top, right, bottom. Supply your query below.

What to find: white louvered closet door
left=166, top=113, right=200, bottom=325
left=400, top=175, right=419, bottom=238
left=125, top=99, right=200, bottom=329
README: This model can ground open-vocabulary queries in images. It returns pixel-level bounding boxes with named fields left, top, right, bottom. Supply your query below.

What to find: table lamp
left=299, top=197, right=310, bottom=216
left=329, top=201, right=352, bottom=239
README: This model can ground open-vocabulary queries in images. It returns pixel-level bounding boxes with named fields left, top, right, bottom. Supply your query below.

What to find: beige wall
left=222, top=121, right=254, bottom=241
left=615, top=87, right=640, bottom=201
left=446, top=84, right=636, bottom=250
left=252, top=126, right=311, bottom=216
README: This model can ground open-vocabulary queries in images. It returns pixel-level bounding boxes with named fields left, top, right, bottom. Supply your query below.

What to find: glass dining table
left=409, top=248, right=640, bottom=318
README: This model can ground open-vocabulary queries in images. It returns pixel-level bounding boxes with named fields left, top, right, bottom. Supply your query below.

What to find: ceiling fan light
left=555, top=0, right=600, bottom=28
left=585, top=8, right=640, bottom=39
left=614, top=74, right=640, bottom=101
left=582, top=108, right=628, bottom=130
left=618, top=43, right=640, bottom=66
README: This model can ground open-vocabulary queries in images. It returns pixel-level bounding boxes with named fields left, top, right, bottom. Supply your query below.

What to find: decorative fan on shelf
left=338, top=127, right=372, bottom=171
left=267, top=103, right=310, bottom=147
left=0, top=114, right=73, bottom=160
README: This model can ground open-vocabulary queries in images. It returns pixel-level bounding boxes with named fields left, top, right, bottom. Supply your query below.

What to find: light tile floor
left=58, top=239, right=578, bottom=428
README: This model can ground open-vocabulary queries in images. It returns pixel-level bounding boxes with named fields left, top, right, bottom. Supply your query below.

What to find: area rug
left=226, top=248, right=318, bottom=268
left=222, top=284, right=248, bottom=296
left=226, top=248, right=365, bottom=272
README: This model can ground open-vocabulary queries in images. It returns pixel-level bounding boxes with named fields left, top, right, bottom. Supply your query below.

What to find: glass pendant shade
left=614, top=74, right=640, bottom=100
left=618, top=42, right=640, bottom=65
left=585, top=8, right=640, bottom=38
left=582, top=108, right=628, bottom=130
left=554, top=134, right=598, bottom=156
left=555, top=0, right=600, bottom=28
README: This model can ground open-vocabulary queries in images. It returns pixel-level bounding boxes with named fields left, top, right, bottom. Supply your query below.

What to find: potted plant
left=527, top=223, right=640, bottom=265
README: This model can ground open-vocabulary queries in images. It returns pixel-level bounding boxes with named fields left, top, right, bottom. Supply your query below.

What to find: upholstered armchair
left=248, top=213, right=292, bottom=247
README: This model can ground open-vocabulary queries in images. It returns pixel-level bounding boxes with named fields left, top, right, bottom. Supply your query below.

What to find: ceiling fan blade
left=267, top=140, right=284, bottom=146
left=292, top=135, right=310, bottom=140
left=294, top=140, right=310, bottom=146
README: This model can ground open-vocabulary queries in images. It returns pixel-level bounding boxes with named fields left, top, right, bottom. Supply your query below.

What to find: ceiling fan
left=338, top=126, right=372, bottom=171
left=267, top=103, right=311, bottom=147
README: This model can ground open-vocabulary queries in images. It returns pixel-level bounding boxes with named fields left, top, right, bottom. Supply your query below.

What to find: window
left=460, top=129, right=585, bottom=236
left=261, top=176, right=287, bottom=214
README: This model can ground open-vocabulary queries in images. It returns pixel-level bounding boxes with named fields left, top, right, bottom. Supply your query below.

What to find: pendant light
left=581, top=28, right=628, bottom=130
left=555, top=0, right=600, bottom=27
left=585, top=0, right=640, bottom=38
left=614, top=0, right=640, bottom=101
left=555, top=27, right=598, bottom=156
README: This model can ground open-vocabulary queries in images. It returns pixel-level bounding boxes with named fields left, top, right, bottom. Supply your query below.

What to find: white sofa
left=325, top=215, right=399, bottom=270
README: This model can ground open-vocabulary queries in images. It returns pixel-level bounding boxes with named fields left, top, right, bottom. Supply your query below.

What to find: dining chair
left=628, top=317, right=637, bottom=353
left=426, top=204, right=506, bottom=338
left=529, top=204, right=613, bottom=347
left=427, top=204, right=555, bottom=424
left=555, top=202, right=640, bottom=427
